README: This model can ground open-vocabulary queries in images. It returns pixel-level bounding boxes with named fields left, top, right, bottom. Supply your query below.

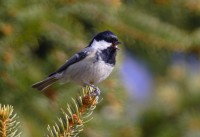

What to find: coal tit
left=32, top=30, right=121, bottom=92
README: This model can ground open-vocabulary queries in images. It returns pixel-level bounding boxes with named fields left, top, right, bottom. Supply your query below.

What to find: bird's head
left=89, top=30, right=121, bottom=50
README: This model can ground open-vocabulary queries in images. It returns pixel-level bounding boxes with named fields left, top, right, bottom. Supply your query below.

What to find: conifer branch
left=46, top=86, right=101, bottom=137
left=0, top=105, right=21, bottom=137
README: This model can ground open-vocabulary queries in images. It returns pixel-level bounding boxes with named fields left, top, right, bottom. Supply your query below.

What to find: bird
left=32, top=30, right=121, bottom=94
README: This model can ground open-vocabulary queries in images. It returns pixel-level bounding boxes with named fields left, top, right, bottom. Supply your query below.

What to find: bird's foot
left=84, top=83, right=101, bottom=96
left=93, top=86, right=101, bottom=96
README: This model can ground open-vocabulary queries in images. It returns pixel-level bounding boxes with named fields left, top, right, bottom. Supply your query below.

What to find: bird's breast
left=63, top=55, right=114, bottom=85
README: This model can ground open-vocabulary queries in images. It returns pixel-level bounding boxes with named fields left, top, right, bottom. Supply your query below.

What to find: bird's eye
left=105, top=37, right=117, bottom=43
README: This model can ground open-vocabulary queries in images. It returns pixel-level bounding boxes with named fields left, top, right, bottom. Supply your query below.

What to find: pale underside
left=60, top=51, right=114, bottom=85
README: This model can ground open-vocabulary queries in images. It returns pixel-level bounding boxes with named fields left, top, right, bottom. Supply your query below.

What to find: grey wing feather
left=48, top=49, right=91, bottom=76
left=32, top=48, right=92, bottom=91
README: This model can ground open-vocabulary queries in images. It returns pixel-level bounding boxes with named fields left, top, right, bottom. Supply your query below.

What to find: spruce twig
left=46, top=86, right=101, bottom=137
left=0, top=104, right=21, bottom=137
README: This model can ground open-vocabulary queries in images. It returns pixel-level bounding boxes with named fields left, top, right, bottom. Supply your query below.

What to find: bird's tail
left=32, top=76, right=59, bottom=91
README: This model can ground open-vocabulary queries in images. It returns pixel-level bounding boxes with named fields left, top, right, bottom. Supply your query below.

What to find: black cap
left=94, top=30, right=119, bottom=43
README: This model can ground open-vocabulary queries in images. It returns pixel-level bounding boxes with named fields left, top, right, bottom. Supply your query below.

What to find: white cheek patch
left=91, top=39, right=112, bottom=50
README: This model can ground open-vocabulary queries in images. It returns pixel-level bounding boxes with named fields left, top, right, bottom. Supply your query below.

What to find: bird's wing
left=48, top=48, right=92, bottom=77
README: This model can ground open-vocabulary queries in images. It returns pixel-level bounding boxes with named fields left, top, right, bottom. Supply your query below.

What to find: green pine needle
left=0, top=105, right=21, bottom=137
left=46, top=86, right=101, bottom=137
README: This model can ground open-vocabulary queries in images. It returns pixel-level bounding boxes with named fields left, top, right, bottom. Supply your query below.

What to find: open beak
left=112, top=41, right=121, bottom=50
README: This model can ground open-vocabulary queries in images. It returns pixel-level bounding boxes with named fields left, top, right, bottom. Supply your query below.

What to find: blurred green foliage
left=0, top=0, right=200, bottom=137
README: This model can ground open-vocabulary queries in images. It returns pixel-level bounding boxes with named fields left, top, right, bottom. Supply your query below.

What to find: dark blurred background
left=1, top=0, right=200, bottom=137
